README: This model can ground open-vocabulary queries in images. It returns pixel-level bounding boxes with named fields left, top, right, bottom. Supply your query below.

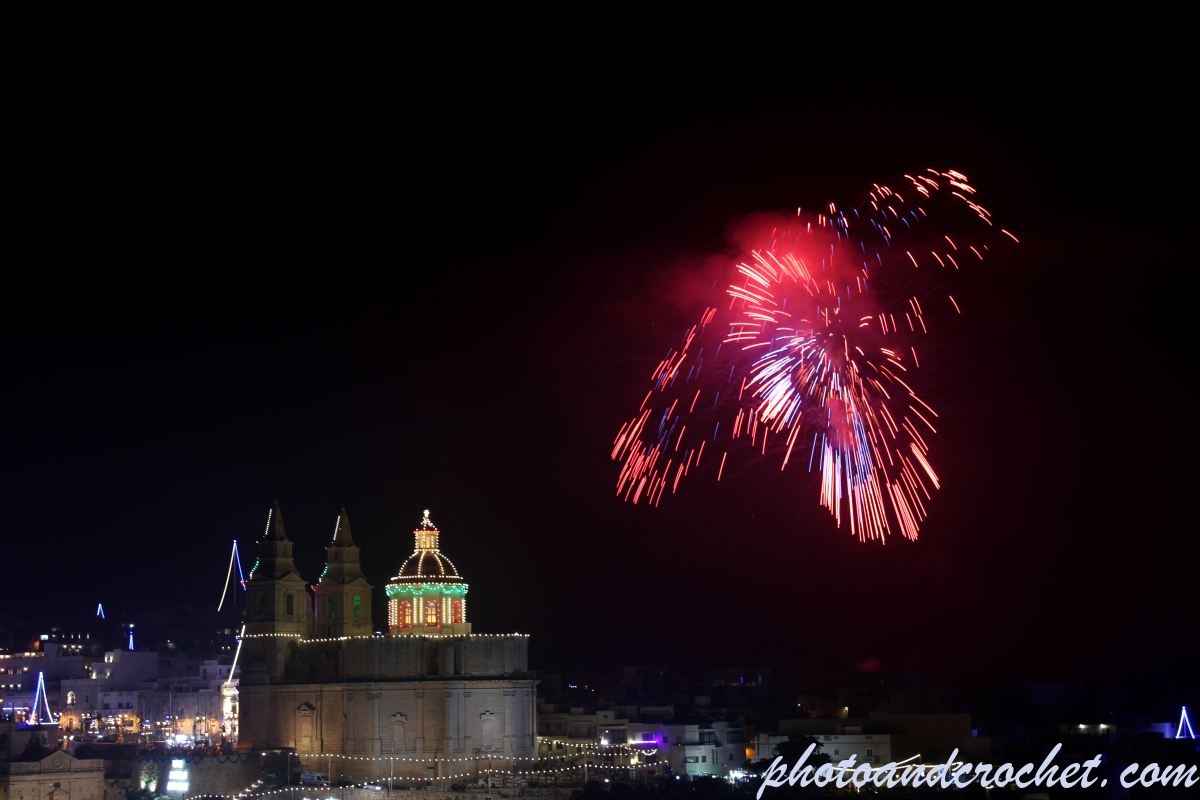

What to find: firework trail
left=611, top=170, right=1015, bottom=542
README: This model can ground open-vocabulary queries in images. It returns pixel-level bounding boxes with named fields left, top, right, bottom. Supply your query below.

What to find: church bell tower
left=242, top=502, right=309, bottom=684
left=313, top=507, right=374, bottom=638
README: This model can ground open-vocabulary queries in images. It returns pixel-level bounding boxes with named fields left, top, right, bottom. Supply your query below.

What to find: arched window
left=285, top=592, right=294, bottom=616
left=67, top=691, right=76, bottom=708
left=353, top=596, right=361, bottom=619
left=256, top=592, right=266, bottom=617
left=326, top=597, right=336, bottom=620
left=425, top=600, right=439, bottom=625
left=452, top=599, right=463, bottom=623
left=401, top=600, right=413, bottom=626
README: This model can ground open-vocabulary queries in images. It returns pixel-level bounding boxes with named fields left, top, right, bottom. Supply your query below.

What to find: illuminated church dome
left=386, top=511, right=470, bottom=635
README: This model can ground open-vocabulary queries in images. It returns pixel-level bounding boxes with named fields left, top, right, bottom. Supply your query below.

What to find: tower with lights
left=313, top=507, right=374, bottom=638
left=241, top=502, right=310, bottom=684
left=386, top=510, right=470, bottom=635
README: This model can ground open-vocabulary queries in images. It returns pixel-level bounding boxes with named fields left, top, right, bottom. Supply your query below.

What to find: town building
left=536, top=704, right=749, bottom=780
left=1, top=646, right=90, bottom=722
left=57, top=649, right=238, bottom=745
left=0, top=721, right=104, bottom=800
left=237, top=506, right=536, bottom=782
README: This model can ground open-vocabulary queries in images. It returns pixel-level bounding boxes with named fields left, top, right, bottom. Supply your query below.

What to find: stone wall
left=241, top=680, right=537, bottom=767
left=341, top=637, right=529, bottom=680
left=135, top=755, right=261, bottom=798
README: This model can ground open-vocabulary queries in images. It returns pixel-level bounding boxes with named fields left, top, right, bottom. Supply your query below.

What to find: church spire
left=248, top=502, right=301, bottom=581
left=331, top=506, right=356, bottom=547
left=265, top=500, right=289, bottom=541
left=243, top=503, right=309, bottom=684
left=315, top=506, right=373, bottom=637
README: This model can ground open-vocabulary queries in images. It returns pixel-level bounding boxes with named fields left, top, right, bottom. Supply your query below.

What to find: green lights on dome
left=386, top=582, right=469, bottom=598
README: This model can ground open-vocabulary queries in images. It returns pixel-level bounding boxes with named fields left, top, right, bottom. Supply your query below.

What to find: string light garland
left=537, top=738, right=657, bottom=755
left=235, top=633, right=526, bottom=643
left=248, top=508, right=272, bottom=580
left=385, top=583, right=469, bottom=598
left=293, top=751, right=601, bottom=764
left=181, top=761, right=668, bottom=800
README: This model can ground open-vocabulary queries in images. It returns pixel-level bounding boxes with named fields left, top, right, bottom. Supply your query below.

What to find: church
left=237, top=505, right=536, bottom=781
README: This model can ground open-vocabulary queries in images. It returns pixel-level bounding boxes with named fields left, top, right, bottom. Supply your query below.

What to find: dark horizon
left=4, top=46, right=1194, bottom=697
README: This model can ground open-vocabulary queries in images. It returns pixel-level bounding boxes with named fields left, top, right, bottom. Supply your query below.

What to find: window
left=67, top=691, right=76, bottom=708
left=256, top=592, right=266, bottom=617
left=452, top=599, right=462, bottom=623
left=285, top=592, right=294, bottom=616
left=684, top=757, right=698, bottom=764
left=425, top=600, right=439, bottom=624
left=401, top=600, right=413, bottom=626
left=833, top=749, right=839, bottom=756
left=866, top=749, right=873, bottom=757
left=353, top=596, right=361, bottom=619
left=326, top=597, right=336, bottom=619
left=701, top=756, right=706, bottom=763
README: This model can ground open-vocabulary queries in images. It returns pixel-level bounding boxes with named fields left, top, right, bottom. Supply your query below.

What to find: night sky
left=5, top=41, right=1194, bottom=692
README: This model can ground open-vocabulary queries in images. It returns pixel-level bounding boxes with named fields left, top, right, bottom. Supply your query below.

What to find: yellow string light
left=237, top=633, right=527, bottom=643
left=183, top=765, right=594, bottom=800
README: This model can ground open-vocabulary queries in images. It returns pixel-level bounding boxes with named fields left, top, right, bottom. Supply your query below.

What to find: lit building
left=0, top=721, right=105, bottom=800
left=237, top=505, right=536, bottom=782
left=386, top=512, right=470, bottom=635
left=1, top=645, right=89, bottom=724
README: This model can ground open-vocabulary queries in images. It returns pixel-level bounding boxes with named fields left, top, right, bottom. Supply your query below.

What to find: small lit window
left=353, top=596, right=361, bottom=619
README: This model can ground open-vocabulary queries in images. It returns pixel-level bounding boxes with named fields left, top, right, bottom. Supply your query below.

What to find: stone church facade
left=238, top=507, right=536, bottom=780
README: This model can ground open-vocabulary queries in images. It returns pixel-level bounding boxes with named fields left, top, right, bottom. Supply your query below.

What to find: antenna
left=218, top=539, right=244, bottom=611
left=226, top=624, right=246, bottom=689
left=31, top=672, right=54, bottom=724
left=1178, top=706, right=1196, bottom=739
